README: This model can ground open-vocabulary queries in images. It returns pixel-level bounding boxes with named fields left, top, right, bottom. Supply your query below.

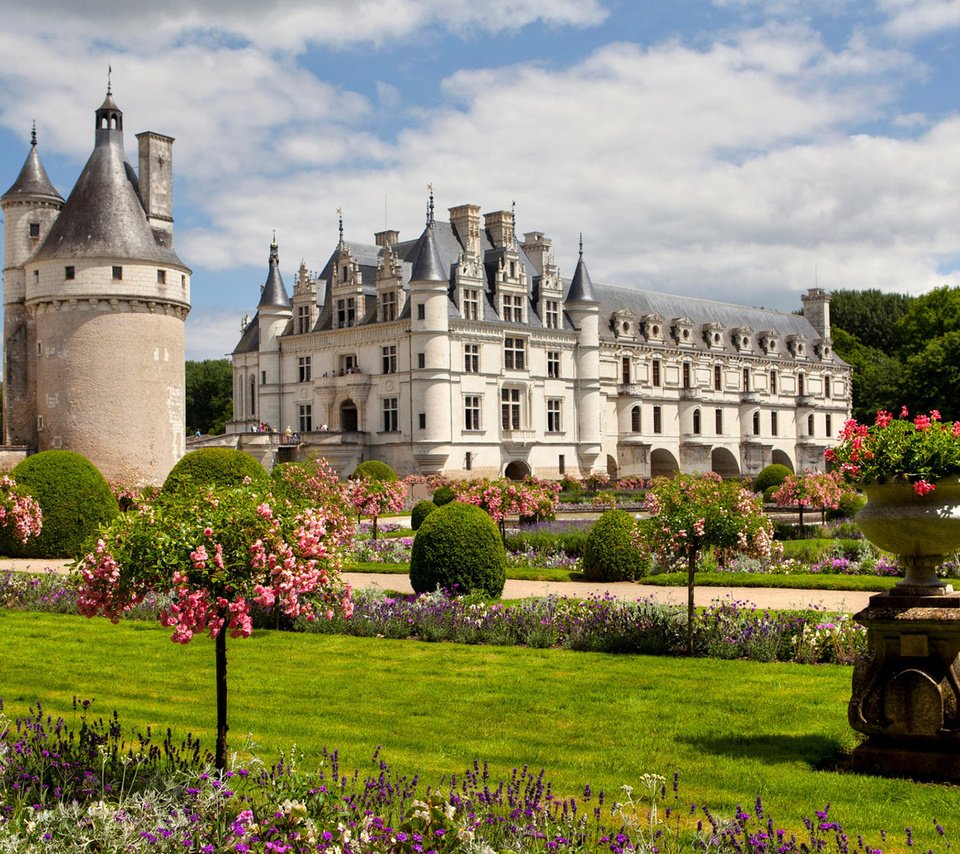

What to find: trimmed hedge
left=410, top=502, right=506, bottom=598
left=504, top=530, right=588, bottom=558
left=432, top=485, right=456, bottom=507
left=410, top=500, right=437, bottom=531
left=163, top=448, right=268, bottom=494
left=0, top=450, right=118, bottom=558
left=351, top=460, right=397, bottom=482
left=582, top=509, right=648, bottom=582
left=753, top=464, right=792, bottom=494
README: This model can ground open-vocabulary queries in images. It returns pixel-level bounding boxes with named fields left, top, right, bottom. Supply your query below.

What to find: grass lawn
left=2, top=611, right=957, bottom=847
left=643, top=572, right=898, bottom=592
left=347, top=561, right=581, bottom=582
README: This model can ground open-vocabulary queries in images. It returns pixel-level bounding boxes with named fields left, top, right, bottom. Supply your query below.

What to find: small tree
left=454, top=477, right=560, bottom=540
left=346, top=478, right=407, bottom=540
left=773, top=470, right=843, bottom=528
left=0, top=475, right=43, bottom=545
left=637, top=473, right=773, bottom=655
left=74, top=484, right=352, bottom=771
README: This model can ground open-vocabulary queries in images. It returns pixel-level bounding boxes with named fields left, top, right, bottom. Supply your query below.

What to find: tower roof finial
left=107, top=64, right=112, bottom=96
left=426, top=183, right=435, bottom=227
left=337, top=207, right=344, bottom=246
left=579, top=232, right=583, bottom=258
left=511, top=200, right=516, bottom=243
left=30, top=120, right=37, bottom=147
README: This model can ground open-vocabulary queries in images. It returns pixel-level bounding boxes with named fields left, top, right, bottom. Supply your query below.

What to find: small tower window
left=29, top=222, right=40, bottom=238
left=417, top=304, right=425, bottom=320
left=32, top=270, right=39, bottom=284
left=157, top=269, right=166, bottom=284
left=466, top=451, right=474, bottom=471
left=65, top=266, right=75, bottom=280
left=112, top=266, right=123, bottom=280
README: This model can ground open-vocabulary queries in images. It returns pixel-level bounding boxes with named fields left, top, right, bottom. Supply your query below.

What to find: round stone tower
left=8, top=85, right=191, bottom=485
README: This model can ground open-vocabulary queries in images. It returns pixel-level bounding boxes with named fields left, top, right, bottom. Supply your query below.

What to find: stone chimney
left=449, top=204, right=481, bottom=258
left=484, top=209, right=513, bottom=250
left=375, top=229, right=399, bottom=248
left=801, top=287, right=831, bottom=339
left=136, top=131, right=174, bottom=247
left=521, top=231, right=552, bottom=276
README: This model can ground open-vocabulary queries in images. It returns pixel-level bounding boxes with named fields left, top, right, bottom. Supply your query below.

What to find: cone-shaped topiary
left=752, top=464, right=792, bottom=494
left=163, top=448, right=268, bottom=494
left=410, top=499, right=437, bottom=531
left=582, top=509, right=648, bottom=581
left=410, top=502, right=506, bottom=597
left=351, top=460, right=397, bottom=482
left=0, top=450, right=119, bottom=558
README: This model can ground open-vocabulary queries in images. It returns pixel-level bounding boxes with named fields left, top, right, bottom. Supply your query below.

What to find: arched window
left=808, top=413, right=815, bottom=436
left=753, top=410, right=760, bottom=435
left=693, top=408, right=701, bottom=435
left=249, top=375, right=256, bottom=417
left=631, top=405, right=641, bottom=433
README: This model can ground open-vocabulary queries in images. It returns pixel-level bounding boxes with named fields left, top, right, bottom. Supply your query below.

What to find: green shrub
left=753, top=464, right=792, bottom=494
left=411, top=500, right=437, bottom=531
left=432, top=485, right=456, bottom=506
left=0, top=450, right=118, bottom=558
left=351, top=460, right=397, bottom=482
left=162, top=448, right=268, bottom=494
left=582, top=509, right=648, bottom=581
left=763, top=484, right=780, bottom=503
left=826, top=491, right=867, bottom=521
left=410, top=502, right=506, bottom=597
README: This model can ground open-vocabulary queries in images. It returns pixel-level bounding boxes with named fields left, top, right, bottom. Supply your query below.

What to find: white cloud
left=879, top=0, right=960, bottom=39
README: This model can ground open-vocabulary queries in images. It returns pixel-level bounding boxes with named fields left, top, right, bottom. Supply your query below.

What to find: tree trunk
left=686, top=548, right=697, bottom=656
left=215, top=626, right=228, bottom=772
left=372, top=515, right=379, bottom=541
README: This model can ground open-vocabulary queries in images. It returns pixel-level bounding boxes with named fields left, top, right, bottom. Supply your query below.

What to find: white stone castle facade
left=1, top=87, right=191, bottom=485
left=230, top=201, right=851, bottom=480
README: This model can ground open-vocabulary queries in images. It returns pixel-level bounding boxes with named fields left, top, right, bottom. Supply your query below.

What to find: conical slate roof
left=565, top=243, right=597, bottom=304
left=31, top=92, right=183, bottom=266
left=258, top=239, right=291, bottom=307
left=409, top=224, right=446, bottom=283
left=2, top=130, right=63, bottom=205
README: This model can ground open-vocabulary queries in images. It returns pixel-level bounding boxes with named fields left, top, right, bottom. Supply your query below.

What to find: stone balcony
left=502, top=429, right=536, bottom=447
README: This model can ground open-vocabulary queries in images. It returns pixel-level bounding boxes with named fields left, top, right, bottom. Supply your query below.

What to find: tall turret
left=4, top=84, right=192, bottom=484
left=1, top=126, right=63, bottom=446
left=256, top=237, right=292, bottom=430
left=565, top=237, right=602, bottom=474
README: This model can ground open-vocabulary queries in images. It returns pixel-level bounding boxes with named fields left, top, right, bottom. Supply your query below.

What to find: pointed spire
left=337, top=207, right=344, bottom=247
left=31, top=121, right=37, bottom=147
left=2, top=123, right=64, bottom=204
left=566, top=233, right=597, bottom=304
left=259, top=234, right=291, bottom=308
left=410, top=221, right=446, bottom=283
left=511, top=200, right=516, bottom=244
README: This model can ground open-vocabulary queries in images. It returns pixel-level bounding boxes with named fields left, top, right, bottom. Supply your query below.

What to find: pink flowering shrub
left=270, top=456, right=354, bottom=551
left=74, top=484, right=352, bottom=769
left=826, top=407, right=960, bottom=496
left=0, top=475, right=43, bottom=544
left=454, top=477, right=560, bottom=536
left=346, top=478, right=407, bottom=540
left=772, top=470, right=843, bottom=526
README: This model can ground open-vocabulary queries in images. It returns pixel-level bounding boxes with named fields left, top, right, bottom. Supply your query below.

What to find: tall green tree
left=900, top=331, right=960, bottom=421
left=829, top=289, right=913, bottom=353
left=185, top=359, right=233, bottom=436
left=896, top=285, right=960, bottom=358
left=831, top=328, right=902, bottom=423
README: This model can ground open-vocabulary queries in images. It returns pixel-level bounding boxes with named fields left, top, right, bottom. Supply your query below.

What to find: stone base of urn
left=849, top=591, right=960, bottom=781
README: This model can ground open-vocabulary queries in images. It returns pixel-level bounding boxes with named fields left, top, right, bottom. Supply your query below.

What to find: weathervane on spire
left=426, top=183, right=435, bottom=227
left=579, top=233, right=584, bottom=258
left=511, top=200, right=516, bottom=243
left=107, top=64, right=112, bottom=95
left=337, top=207, right=344, bottom=246
left=30, top=120, right=37, bottom=147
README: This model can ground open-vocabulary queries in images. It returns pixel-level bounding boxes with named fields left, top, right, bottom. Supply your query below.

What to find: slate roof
left=258, top=240, right=291, bottom=308
left=2, top=132, right=63, bottom=205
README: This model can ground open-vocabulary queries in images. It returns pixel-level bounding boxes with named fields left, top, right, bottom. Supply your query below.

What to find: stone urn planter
left=856, top=480, right=960, bottom=595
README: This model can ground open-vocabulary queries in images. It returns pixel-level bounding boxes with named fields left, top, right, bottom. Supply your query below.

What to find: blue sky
left=1, top=0, right=958, bottom=360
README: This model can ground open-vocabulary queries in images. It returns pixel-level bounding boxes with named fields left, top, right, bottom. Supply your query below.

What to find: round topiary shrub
left=410, top=502, right=506, bottom=597
left=582, top=509, right=648, bottom=582
left=752, top=464, right=792, bottom=495
left=763, top=484, right=780, bottom=503
left=411, top=499, right=437, bottom=531
left=351, top=460, right=397, bottom=482
left=826, top=491, right=867, bottom=521
left=0, top=450, right=119, bottom=558
left=162, top=448, right=268, bottom=494
left=432, top=485, right=456, bottom=506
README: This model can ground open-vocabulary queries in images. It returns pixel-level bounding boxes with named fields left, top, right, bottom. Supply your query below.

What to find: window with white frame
left=547, top=350, right=560, bottom=379
left=462, top=289, right=480, bottom=320
left=502, top=294, right=523, bottom=323
left=544, top=299, right=560, bottom=329
left=382, top=397, right=399, bottom=432
left=298, top=404, right=312, bottom=433
left=297, top=305, right=311, bottom=334
left=715, top=408, right=723, bottom=435
left=546, top=399, right=562, bottom=433
left=653, top=405, right=662, bottom=434
left=693, top=408, right=701, bottom=434
left=743, top=367, right=750, bottom=392
left=631, top=405, right=641, bottom=432
left=770, top=370, right=777, bottom=394
left=381, top=345, right=397, bottom=374
left=501, top=388, right=522, bottom=430
left=336, top=297, right=356, bottom=328
left=298, top=356, right=312, bottom=383
left=771, top=411, right=778, bottom=436
left=504, top=336, right=526, bottom=370
left=464, top=395, right=481, bottom=431
left=380, top=291, right=397, bottom=322
left=826, top=413, right=833, bottom=436
left=714, top=365, right=722, bottom=391
left=464, top=343, right=480, bottom=374
left=824, top=375, right=831, bottom=399
left=652, top=359, right=661, bottom=387
left=622, top=356, right=631, bottom=385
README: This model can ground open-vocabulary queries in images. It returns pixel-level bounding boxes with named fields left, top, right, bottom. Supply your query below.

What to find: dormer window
left=544, top=299, right=560, bottom=329
left=815, top=339, right=832, bottom=359
left=703, top=322, right=724, bottom=349
left=502, top=294, right=524, bottom=323
left=462, top=289, right=480, bottom=321
left=380, top=291, right=397, bottom=322
left=733, top=327, right=753, bottom=352
left=787, top=334, right=807, bottom=358
left=612, top=309, right=637, bottom=340
left=643, top=314, right=664, bottom=342
left=759, top=331, right=779, bottom=355
left=672, top=317, right=694, bottom=346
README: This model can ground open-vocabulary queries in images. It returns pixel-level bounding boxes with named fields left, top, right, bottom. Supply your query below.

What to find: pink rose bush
left=346, top=478, right=407, bottom=539
left=454, top=477, right=560, bottom=538
left=826, top=408, right=960, bottom=496
left=772, top=470, right=844, bottom=526
left=0, top=475, right=43, bottom=544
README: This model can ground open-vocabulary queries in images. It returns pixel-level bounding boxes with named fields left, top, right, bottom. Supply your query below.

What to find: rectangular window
left=544, top=299, right=560, bottom=329
left=417, top=352, right=425, bottom=369
left=466, top=451, right=473, bottom=471
left=653, top=405, right=662, bottom=434
left=297, top=305, right=311, bottom=334
left=464, top=395, right=481, bottom=431
left=683, top=363, right=691, bottom=389
left=417, top=303, right=425, bottom=320
left=298, top=356, right=312, bottom=383
left=622, top=356, right=631, bottom=385
left=558, top=454, right=565, bottom=475
left=824, top=376, right=831, bottom=399
left=338, top=298, right=357, bottom=328
left=381, top=345, right=397, bottom=374
left=29, top=222, right=40, bottom=238
left=826, top=413, right=833, bottom=436
left=504, top=337, right=526, bottom=370
left=770, top=370, right=777, bottom=394
left=502, top=294, right=523, bottom=323
left=382, top=397, right=399, bottom=432
left=261, top=370, right=266, bottom=385
left=298, top=404, right=312, bottom=433
left=547, top=350, right=560, bottom=379
left=380, top=291, right=397, bottom=322
left=112, top=265, right=123, bottom=280
left=65, top=266, right=75, bottom=280
left=771, top=411, right=778, bottom=436
left=652, top=359, right=661, bottom=387
left=501, top=388, right=521, bottom=430
left=546, top=399, right=562, bottom=433
left=714, top=365, right=722, bottom=391
left=418, top=413, right=426, bottom=429
left=157, top=269, right=166, bottom=284
left=631, top=406, right=641, bottom=432
left=798, top=373, right=805, bottom=397
left=715, top=408, right=723, bottom=435
left=37, top=415, right=44, bottom=431
left=464, top=343, right=479, bottom=374
left=462, top=289, right=479, bottom=321
left=32, top=270, right=39, bottom=284
left=743, top=367, right=750, bottom=392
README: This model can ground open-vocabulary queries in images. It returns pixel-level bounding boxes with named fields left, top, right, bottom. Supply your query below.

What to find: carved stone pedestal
left=849, top=591, right=960, bottom=781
